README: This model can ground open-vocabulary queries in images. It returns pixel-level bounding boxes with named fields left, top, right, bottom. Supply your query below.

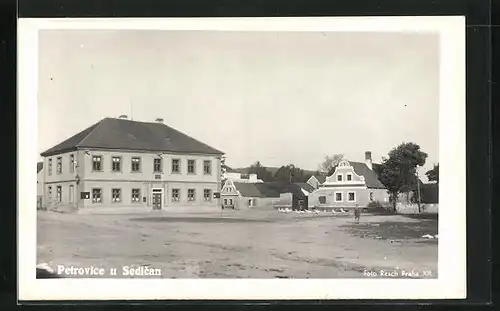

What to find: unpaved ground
left=37, top=209, right=438, bottom=279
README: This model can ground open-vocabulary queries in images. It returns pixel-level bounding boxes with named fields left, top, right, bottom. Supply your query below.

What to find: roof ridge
left=76, top=119, right=105, bottom=148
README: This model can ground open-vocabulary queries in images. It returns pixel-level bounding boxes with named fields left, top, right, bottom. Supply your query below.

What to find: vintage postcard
left=18, top=16, right=466, bottom=301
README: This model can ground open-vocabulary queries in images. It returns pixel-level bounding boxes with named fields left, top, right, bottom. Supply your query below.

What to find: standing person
left=354, top=204, right=361, bottom=224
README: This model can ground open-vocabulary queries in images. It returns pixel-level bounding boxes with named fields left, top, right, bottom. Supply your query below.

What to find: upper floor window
left=131, top=157, right=141, bottom=172
left=48, top=159, right=52, bottom=175
left=346, top=173, right=352, bottom=181
left=56, top=157, right=62, bottom=174
left=187, top=159, right=196, bottom=174
left=153, top=158, right=162, bottom=173
left=171, top=159, right=180, bottom=173
left=203, top=160, right=212, bottom=175
left=337, top=174, right=343, bottom=181
left=112, top=156, right=122, bottom=172
left=92, top=156, right=102, bottom=171
left=69, top=154, right=75, bottom=173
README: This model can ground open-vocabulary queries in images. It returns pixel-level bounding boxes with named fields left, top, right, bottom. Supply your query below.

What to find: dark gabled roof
left=348, top=161, right=386, bottom=189
left=233, top=182, right=262, bottom=197
left=37, top=162, right=43, bottom=173
left=40, top=118, right=224, bottom=157
left=315, top=175, right=327, bottom=184
left=253, top=182, right=307, bottom=199
left=294, top=182, right=315, bottom=193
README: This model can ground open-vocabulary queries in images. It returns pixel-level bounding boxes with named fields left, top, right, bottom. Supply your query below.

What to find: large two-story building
left=40, top=116, right=224, bottom=212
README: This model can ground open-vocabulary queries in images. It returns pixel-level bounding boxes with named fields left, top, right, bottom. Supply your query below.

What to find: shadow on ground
left=341, top=219, right=438, bottom=240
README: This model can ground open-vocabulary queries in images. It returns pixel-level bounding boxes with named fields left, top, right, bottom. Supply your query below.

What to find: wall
left=308, top=187, right=389, bottom=209
left=43, top=149, right=221, bottom=211
left=44, top=181, right=78, bottom=212
left=80, top=180, right=219, bottom=209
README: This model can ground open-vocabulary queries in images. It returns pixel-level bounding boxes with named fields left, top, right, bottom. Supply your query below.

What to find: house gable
left=323, top=160, right=367, bottom=187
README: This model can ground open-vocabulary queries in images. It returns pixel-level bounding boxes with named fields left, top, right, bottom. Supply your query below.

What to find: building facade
left=40, top=117, right=224, bottom=212
left=308, top=152, right=391, bottom=209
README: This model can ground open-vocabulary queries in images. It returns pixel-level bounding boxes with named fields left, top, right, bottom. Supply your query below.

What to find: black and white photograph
left=18, top=17, right=466, bottom=300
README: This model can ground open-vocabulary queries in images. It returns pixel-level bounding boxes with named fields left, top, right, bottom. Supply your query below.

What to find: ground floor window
left=248, top=199, right=252, bottom=206
left=132, top=188, right=141, bottom=203
left=348, top=192, right=355, bottom=202
left=48, top=186, right=52, bottom=200
left=335, top=192, right=343, bottom=202
left=229, top=198, right=233, bottom=205
left=318, top=196, right=326, bottom=204
left=111, top=188, right=121, bottom=203
left=187, top=189, right=196, bottom=202
left=92, top=188, right=102, bottom=203
left=203, top=189, right=212, bottom=201
left=223, top=198, right=228, bottom=205
left=56, top=186, right=62, bottom=203
left=369, top=192, right=374, bottom=201
left=172, top=189, right=180, bottom=202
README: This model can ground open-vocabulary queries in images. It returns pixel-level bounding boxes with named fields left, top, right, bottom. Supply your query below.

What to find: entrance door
left=152, top=193, right=162, bottom=210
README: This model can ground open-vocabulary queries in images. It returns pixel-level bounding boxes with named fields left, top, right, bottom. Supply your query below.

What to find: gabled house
left=308, top=151, right=391, bottom=209
left=220, top=180, right=262, bottom=209
left=39, top=116, right=224, bottom=212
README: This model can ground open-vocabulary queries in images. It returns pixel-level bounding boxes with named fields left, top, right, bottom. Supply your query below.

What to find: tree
left=319, top=154, right=344, bottom=176
left=273, top=164, right=307, bottom=183
left=248, top=161, right=274, bottom=182
left=220, top=155, right=228, bottom=177
left=378, top=142, right=428, bottom=212
left=425, top=163, right=439, bottom=183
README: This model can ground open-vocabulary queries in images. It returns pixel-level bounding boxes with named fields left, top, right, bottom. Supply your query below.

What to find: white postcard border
left=18, top=16, right=466, bottom=301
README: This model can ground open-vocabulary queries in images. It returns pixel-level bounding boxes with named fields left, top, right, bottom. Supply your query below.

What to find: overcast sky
left=38, top=30, right=439, bottom=180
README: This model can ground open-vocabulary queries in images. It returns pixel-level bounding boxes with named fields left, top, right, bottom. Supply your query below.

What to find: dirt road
left=37, top=209, right=438, bottom=279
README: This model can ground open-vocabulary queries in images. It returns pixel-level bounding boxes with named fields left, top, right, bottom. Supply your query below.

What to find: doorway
left=152, top=189, right=163, bottom=210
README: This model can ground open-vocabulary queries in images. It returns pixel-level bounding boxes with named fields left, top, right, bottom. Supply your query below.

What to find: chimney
left=118, top=115, right=128, bottom=119
left=155, top=118, right=164, bottom=123
left=365, top=151, right=372, bottom=170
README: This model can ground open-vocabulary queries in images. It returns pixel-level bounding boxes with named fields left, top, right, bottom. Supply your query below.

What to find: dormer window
left=337, top=174, right=343, bottom=181
left=346, top=173, right=352, bottom=181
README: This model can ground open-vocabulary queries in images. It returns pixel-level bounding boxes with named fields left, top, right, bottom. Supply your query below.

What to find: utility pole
left=416, top=168, right=422, bottom=213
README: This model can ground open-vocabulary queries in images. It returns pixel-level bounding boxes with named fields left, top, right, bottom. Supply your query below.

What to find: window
left=154, top=158, right=162, bottom=173
left=56, top=186, right=62, bottom=202
left=69, top=185, right=74, bottom=203
left=131, top=157, right=141, bottom=172
left=112, top=156, right=122, bottom=172
left=187, top=189, right=195, bottom=202
left=335, top=192, right=343, bottom=202
left=70, top=154, right=75, bottom=173
left=224, top=199, right=228, bottom=205
left=319, top=196, right=326, bottom=204
left=56, top=157, right=62, bottom=174
left=171, top=159, right=180, bottom=173
left=187, top=159, right=196, bottom=174
left=48, top=186, right=52, bottom=200
left=92, top=188, right=102, bottom=203
left=132, top=189, right=141, bottom=203
left=337, top=174, right=342, bottom=181
left=92, top=156, right=102, bottom=171
left=346, top=174, right=352, bottom=181
left=203, top=160, right=212, bottom=175
left=348, top=192, right=355, bottom=202
left=48, top=159, right=52, bottom=175
left=229, top=198, right=233, bottom=205
left=203, top=189, right=212, bottom=201
left=111, top=188, right=121, bottom=202
left=369, top=192, right=374, bottom=202
left=172, top=189, right=180, bottom=202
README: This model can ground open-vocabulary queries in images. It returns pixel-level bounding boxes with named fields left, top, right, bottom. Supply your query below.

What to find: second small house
left=308, top=151, right=390, bottom=210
